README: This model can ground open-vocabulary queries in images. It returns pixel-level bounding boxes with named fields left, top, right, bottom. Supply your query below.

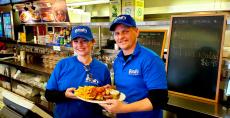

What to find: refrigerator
left=0, top=14, right=3, bottom=37
left=2, top=12, right=14, bottom=40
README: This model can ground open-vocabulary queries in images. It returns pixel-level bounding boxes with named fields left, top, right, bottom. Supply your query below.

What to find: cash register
left=1, top=90, right=52, bottom=118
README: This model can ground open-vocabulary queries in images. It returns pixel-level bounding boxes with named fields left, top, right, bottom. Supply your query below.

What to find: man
left=100, top=15, right=168, bottom=118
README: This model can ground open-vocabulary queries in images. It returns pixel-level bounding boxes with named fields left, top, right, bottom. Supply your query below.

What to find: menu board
left=0, top=0, right=10, bottom=5
left=167, top=15, right=226, bottom=102
left=3, top=12, right=12, bottom=39
left=18, top=0, right=69, bottom=23
left=138, top=30, right=167, bottom=57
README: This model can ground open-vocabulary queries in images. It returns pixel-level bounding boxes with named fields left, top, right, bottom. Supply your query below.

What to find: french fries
left=74, top=86, right=120, bottom=101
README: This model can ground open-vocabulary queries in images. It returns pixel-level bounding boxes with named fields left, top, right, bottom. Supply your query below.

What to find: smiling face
left=113, top=24, right=139, bottom=55
left=72, top=38, right=95, bottom=57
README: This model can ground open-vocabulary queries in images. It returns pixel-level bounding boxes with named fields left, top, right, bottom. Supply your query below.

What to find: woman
left=45, top=25, right=111, bottom=118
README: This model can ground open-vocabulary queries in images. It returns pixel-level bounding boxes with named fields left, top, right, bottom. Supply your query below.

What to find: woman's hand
left=65, top=87, right=76, bottom=99
left=103, top=84, right=112, bottom=89
left=99, top=100, right=127, bottom=113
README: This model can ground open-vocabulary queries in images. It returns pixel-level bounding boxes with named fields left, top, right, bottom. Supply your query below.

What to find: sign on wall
left=18, top=0, right=69, bottom=23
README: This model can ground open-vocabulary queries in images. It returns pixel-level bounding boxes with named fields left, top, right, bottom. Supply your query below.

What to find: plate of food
left=74, top=86, right=126, bottom=104
left=31, top=11, right=41, bottom=21
left=20, top=11, right=30, bottom=22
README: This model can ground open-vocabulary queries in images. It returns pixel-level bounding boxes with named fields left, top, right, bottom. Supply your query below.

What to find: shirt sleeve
left=147, top=89, right=168, bottom=109
left=46, top=61, right=62, bottom=90
left=45, top=89, right=71, bottom=103
left=142, top=56, right=167, bottom=90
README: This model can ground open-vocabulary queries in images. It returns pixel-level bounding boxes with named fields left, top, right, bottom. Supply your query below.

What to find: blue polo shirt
left=113, top=43, right=167, bottom=118
left=46, top=56, right=111, bottom=118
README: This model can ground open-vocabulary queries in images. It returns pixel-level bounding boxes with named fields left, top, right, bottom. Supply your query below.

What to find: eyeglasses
left=84, top=65, right=93, bottom=82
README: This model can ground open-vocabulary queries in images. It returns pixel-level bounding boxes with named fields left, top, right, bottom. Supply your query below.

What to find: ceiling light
left=31, top=2, right=36, bottom=10
left=24, top=4, right=28, bottom=11
left=66, top=0, right=110, bottom=6
left=31, top=5, right=36, bottom=10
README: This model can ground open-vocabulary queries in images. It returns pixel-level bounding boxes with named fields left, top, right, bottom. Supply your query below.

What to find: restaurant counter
left=165, top=94, right=230, bottom=118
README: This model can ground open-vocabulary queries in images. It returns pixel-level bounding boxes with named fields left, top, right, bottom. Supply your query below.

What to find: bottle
left=60, top=36, right=64, bottom=45
left=34, top=36, right=37, bottom=44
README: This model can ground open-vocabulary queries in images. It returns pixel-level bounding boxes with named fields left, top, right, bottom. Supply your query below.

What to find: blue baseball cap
left=110, top=14, right=136, bottom=31
left=71, top=26, right=93, bottom=41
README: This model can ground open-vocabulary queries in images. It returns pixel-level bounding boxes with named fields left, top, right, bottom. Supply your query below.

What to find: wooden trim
left=169, top=91, right=216, bottom=104
left=215, top=14, right=227, bottom=103
left=166, top=14, right=227, bottom=103
left=170, top=13, right=227, bottom=18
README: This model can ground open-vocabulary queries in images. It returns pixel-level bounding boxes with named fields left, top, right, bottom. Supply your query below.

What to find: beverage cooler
left=2, top=12, right=14, bottom=40
left=0, top=14, right=3, bottom=37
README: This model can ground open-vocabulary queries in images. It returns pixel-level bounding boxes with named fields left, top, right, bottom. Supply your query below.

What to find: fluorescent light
left=67, top=0, right=110, bottom=6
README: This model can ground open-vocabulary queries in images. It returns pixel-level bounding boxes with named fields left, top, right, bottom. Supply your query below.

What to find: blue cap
left=110, top=14, right=136, bottom=31
left=71, top=26, right=93, bottom=41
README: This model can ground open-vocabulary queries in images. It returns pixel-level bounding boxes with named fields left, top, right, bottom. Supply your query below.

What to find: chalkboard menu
left=167, top=15, right=226, bottom=102
left=138, top=30, right=167, bottom=57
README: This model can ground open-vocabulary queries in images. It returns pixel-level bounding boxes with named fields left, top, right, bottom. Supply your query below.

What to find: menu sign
left=18, top=0, right=69, bottom=23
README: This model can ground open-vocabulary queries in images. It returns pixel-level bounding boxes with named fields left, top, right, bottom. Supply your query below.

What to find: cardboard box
left=122, top=0, right=144, bottom=21
left=110, top=0, right=122, bottom=22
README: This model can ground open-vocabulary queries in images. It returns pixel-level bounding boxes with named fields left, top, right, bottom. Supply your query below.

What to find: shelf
left=0, top=59, right=53, bottom=75
left=21, top=21, right=171, bottom=26
left=18, top=42, right=51, bottom=48
left=0, top=54, right=14, bottom=58
left=12, top=78, right=45, bottom=91
left=0, top=74, right=11, bottom=82
left=21, top=22, right=71, bottom=26
left=0, top=39, right=17, bottom=44
left=102, top=49, right=120, bottom=54
left=35, top=102, right=53, bottom=116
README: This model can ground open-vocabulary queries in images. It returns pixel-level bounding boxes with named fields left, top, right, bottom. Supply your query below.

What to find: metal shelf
left=21, top=21, right=171, bottom=27
left=0, top=59, right=52, bottom=76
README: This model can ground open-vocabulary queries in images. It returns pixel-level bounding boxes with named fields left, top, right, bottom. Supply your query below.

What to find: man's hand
left=99, top=100, right=127, bottom=113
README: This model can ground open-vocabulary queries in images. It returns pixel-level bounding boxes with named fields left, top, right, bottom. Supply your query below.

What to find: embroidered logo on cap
left=114, top=15, right=126, bottom=23
left=75, top=28, right=87, bottom=33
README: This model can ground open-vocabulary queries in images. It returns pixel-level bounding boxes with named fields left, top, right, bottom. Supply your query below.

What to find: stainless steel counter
left=166, top=94, right=230, bottom=118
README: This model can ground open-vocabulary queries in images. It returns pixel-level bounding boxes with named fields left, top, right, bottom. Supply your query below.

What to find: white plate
left=76, top=93, right=126, bottom=104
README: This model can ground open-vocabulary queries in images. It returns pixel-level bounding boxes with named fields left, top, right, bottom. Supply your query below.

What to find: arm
left=99, top=89, right=168, bottom=113
left=45, top=89, right=67, bottom=103
left=45, top=87, right=77, bottom=103
left=100, top=98, right=152, bottom=113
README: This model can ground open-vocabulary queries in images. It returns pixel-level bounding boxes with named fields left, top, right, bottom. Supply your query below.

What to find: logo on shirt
left=129, top=69, right=139, bottom=75
left=85, top=75, right=99, bottom=84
